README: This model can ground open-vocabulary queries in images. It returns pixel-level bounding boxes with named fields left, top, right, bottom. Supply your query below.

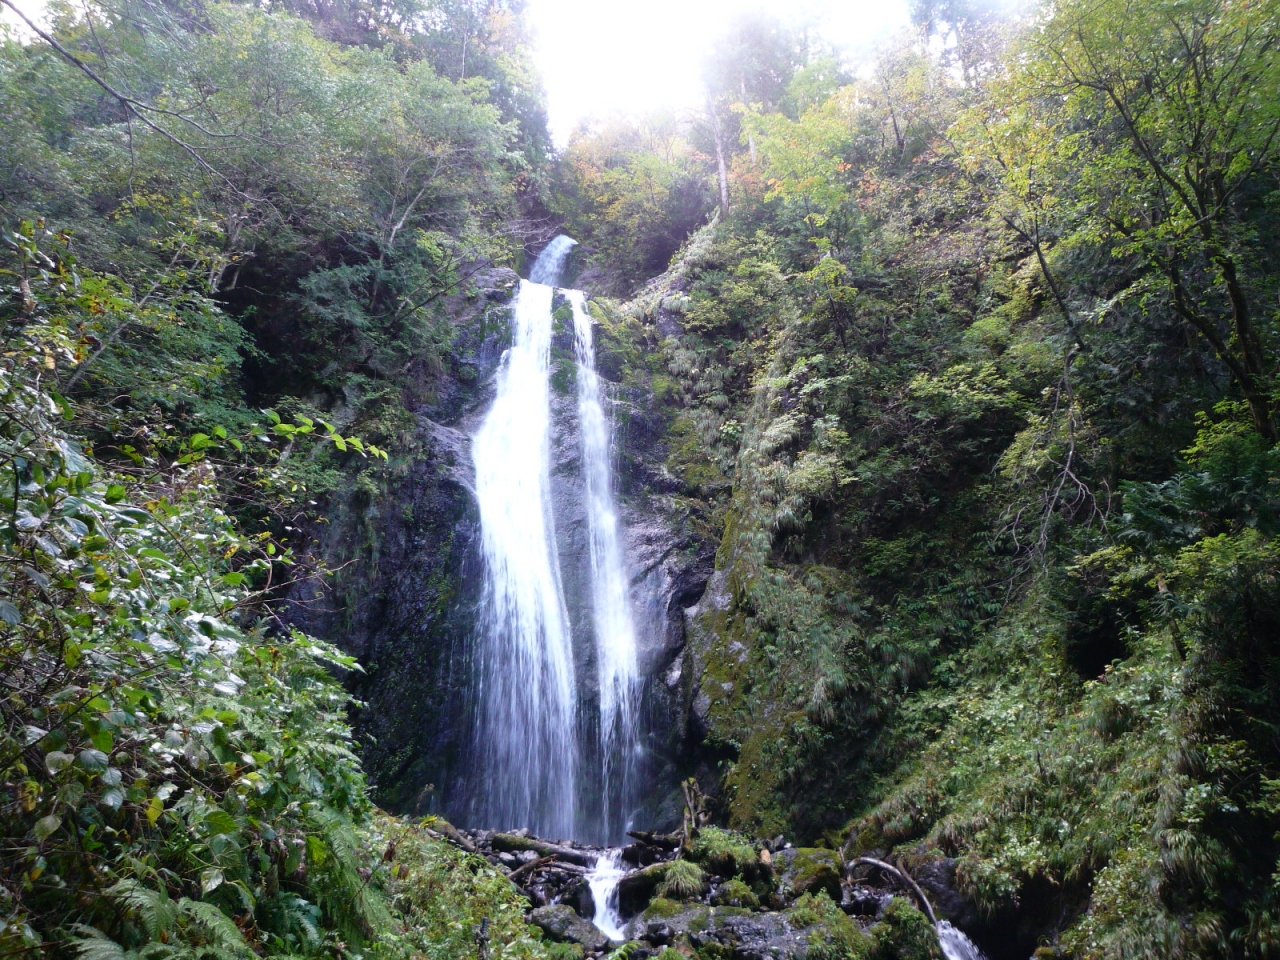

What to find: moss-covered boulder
left=530, top=904, right=611, bottom=953
left=636, top=894, right=873, bottom=959
left=776, top=848, right=844, bottom=903
left=711, top=878, right=761, bottom=909
left=869, top=899, right=941, bottom=960
left=787, top=892, right=872, bottom=960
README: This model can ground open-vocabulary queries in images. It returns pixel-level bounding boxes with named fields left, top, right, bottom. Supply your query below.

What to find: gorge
left=4, top=0, right=1280, bottom=958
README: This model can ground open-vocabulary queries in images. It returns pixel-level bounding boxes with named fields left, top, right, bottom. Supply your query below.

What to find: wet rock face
left=531, top=904, right=611, bottom=953
left=287, top=267, right=515, bottom=815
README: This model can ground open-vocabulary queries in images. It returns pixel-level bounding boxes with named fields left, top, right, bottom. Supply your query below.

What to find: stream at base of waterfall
left=468, top=236, right=642, bottom=845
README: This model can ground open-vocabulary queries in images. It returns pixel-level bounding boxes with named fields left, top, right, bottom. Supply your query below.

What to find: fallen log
left=507, top=855, right=556, bottom=883
left=423, top=818, right=478, bottom=853
left=627, top=830, right=681, bottom=851
left=490, top=833, right=594, bottom=866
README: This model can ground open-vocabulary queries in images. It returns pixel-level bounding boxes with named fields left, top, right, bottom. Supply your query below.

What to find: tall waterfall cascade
left=469, top=236, right=643, bottom=843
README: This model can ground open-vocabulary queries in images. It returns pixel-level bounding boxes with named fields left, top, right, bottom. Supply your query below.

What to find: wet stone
left=530, top=904, right=612, bottom=953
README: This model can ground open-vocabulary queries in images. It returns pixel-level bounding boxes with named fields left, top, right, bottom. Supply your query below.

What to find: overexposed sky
left=528, top=0, right=912, bottom=143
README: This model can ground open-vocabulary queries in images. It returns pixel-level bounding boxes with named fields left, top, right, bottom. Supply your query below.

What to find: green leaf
left=0, top=599, right=21, bottom=625
left=306, top=834, right=328, bottom=866
left=201, top=868, right=225, bottom=894
left=33, top=814, right=62, bottom=840
left=77, top=748, right=109, bottom=772
left=105, top=485, right=126, bottom=505
left=204, top=809, right=238, bottom=836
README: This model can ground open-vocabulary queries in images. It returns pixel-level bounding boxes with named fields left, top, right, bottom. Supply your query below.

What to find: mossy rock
left=690, top=827, right=764, bottom=881
left=711, top=878, right=760, bottom=909
left=775, top=848, right=844, bottom=904
left=620, top=861, right=675, bottom=916
left=642, top=897, right=689, bottom=920
left=869, top=899, right=942, bottom=960
left=530, top=904, right=610, bottom=953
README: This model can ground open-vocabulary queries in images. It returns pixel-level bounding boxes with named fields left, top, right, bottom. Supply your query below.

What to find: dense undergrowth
left=567, top=0, right=1280, bottom=953
left=0, top=230, right=558, bottom=957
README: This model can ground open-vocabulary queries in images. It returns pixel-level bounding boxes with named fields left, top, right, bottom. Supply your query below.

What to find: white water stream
left=587, top=849, right=629, bottom=941
left=569, top=291, right=642, bottom=841
left=471, top=238, right=580, bottom=838
left=470, top=237, right=643, bottom=842
left=936, top=921, right=989, bottom=960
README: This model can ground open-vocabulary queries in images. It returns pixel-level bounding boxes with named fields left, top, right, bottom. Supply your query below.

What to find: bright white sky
left=3, top=0, right=913, bottom=144
left=529, top=0, right=912, bottom=143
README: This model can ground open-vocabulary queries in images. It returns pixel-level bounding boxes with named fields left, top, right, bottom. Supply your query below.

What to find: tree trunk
left=709, top=100, right=730, bottom=214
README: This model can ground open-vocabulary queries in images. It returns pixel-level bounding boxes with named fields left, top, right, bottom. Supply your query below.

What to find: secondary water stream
left=936, top=921, right=989, bottom=960
left=570, top=290, right=642, bottom=841
left=469, top=237, right=643, bottom=843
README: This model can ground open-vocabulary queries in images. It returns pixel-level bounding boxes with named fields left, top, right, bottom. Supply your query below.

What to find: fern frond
left=70, top=925, right=128, bottom=960
left=106, top=880, right=177, bottom=940
left=177, top=899, right=250, bottom=956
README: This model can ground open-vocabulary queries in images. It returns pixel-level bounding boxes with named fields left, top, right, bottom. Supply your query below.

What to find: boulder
left=775, top=848, right=844, bottom=903
left=530, top=904, right=611, bottom=953
left=617, top=861, right=670, bottom=916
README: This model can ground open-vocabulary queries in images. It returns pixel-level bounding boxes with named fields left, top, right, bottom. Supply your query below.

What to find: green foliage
left=0, top=97, right=556, bottom=960
left=711, top=878, right=760, bottom=909
left=368, top=817, right=548, bottom=960
left=554, top=115, right=715, bottom=294
left=868, top=900, right=939, bottom=960
left=657, top=859, right=707, bottom=901
left=689, top=827, right=758, bottom=878
left=605, top=0, right=1280, bottom=952
left=787, top=892, right=869, bottom=960
left=0, top=237, right=383, bottom=956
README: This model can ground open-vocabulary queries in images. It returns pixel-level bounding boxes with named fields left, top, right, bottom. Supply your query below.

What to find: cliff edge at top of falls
left=287, top=244, right=718, bottom=829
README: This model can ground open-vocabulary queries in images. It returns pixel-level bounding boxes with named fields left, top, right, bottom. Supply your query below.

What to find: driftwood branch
left=847, top=857, right=938, bottom=926
left=627, top=830, right=681, bottom=851
left=423, top=819, right=477, bottom=853
left=506, top=855, right=557, bottom=884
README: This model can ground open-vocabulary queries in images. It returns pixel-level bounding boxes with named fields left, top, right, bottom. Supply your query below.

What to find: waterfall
left=586, top=850, right=628, bottom=942
left=936, top=921, right=989, bottom=960
left=470, top=238, right=579, bottom=838
left=468, top=236, right=643, bottom=842
left=569, top=291, right=643, bottom=842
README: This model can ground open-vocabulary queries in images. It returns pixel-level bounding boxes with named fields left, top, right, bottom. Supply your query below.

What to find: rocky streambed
left=425, top=822, right=975, bottom=959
